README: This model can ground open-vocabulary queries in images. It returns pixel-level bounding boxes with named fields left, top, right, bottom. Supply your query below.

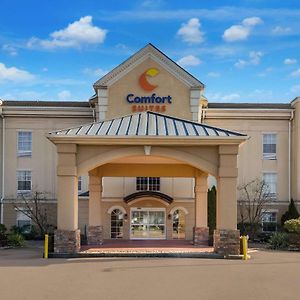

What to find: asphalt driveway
left=0, top=242, right=299, bottom=300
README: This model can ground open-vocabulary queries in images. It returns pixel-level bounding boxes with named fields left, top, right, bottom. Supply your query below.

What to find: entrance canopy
left=48, top=110, right=248, bottom=255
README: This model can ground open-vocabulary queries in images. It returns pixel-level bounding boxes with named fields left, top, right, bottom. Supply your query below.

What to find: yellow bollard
left=44, top=234, right=48, bottom=259
left=242, top=235, right=248, bottom=260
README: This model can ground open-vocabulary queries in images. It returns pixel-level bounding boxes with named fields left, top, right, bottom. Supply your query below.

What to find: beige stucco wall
left=105, top=57, right=192, bottom=120
left=3, top=117, right=93, bottom=199
left=3, top=202, right=57, bottom=230
left=205, top=118, right=290, bottom=203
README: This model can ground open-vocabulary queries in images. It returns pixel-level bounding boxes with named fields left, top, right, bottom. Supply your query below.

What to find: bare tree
left=238, top=178, right=272, bottom=238
left=13, top=191, right=54, bottom=237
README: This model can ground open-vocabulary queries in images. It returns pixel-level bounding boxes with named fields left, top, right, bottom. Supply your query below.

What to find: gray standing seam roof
left=49, top=111, right=246, bottom=138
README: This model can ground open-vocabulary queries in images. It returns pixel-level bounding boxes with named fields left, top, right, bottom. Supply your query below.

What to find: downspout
left=0, top=101, right=4, bottom=224
left=288, top=109, right=294, bottom=203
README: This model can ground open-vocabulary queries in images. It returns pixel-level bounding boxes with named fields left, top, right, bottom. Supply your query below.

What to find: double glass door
left=130, top=208, right=166, bottom=239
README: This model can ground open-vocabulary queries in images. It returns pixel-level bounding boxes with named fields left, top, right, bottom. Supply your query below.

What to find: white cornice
left=93, top=44, right=204, bottom=89
left=204, top=108, right=293, bottom=120
left=47, top=135, right=248, bottom=146
left=2, top=106, right=93, bottom=118
left=291, top=97, right=300, bottom=107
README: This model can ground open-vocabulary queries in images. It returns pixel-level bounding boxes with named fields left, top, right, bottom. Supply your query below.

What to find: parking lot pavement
left=1, top=242, right=300, bottom=300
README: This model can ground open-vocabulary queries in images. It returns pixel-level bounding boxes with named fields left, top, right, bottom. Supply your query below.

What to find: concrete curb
left=49, top=252, right=225, bottom=259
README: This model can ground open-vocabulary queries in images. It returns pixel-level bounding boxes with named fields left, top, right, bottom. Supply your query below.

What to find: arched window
left=172, top=209, right=186, bottom=239
left=111, top=209, right=124, bottom=239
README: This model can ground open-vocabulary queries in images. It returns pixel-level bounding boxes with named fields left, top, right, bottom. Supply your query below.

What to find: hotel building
left=0, top=44, right=299, bottom=255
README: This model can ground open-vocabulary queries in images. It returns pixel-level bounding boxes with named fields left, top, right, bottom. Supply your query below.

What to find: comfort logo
left=138, top=68, right=159, bottom=91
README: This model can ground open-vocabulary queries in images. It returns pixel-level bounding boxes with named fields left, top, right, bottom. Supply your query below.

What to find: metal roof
left=49, top=111, right=246, bottom=138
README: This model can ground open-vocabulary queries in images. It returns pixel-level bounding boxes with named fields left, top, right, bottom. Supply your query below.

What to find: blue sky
left=1, top=0, right=300, bottom=103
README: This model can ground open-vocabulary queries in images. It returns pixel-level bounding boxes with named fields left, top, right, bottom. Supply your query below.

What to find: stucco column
left=214, top=145, right=240, bottom=256
left=193, top=172, right=209, bottom=245
left=87, top=173, right=103, bottom=245
left=55, top=144, right=80, bottom=254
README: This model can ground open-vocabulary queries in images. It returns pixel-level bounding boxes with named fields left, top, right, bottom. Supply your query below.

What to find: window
left=263, top=133, right=277, bottom=160
left=17, top=170, right=32, bottom=192
left=111, top=209, right=124, bottom=239
left=136, top=177, right=160, bottom=191
left=261, top=212, right=277, bottom=232
left=16, top=210, right=32, bottom=233
left=78, top=176, right=82, bottom=191
left=17, top=131, right=32, bottom=156
left=263, top=173, right=277, bottom=198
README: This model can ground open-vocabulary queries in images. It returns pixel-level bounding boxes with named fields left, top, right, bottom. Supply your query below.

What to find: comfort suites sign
left=126, top=68, right=172, bottom=113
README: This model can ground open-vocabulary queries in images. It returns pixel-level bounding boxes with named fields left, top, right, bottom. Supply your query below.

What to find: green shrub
left=281, top=199, right=300, bottom=226
left=268, top=232, right=289, bottom=249
left=237, top=222, right=261, bottom=240
left=8, top=233, right=25, bottom=247
left=207, top=186, right=216, bottom=236
left=284, top=218, right=300, bottom=233
left=0, top=224, right=7, bottom=234
left=0, top=224, right=8, bottom=247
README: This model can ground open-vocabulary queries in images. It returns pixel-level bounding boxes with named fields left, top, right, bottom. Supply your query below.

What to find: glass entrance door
left=130, top=208, right=166, bottom=239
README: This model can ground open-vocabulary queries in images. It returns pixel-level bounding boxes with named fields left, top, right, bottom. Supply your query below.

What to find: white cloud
left=291, top=68, right=300, bottom=77
left=2, top=44, right=18, bottom=56
left=27, top=16, right=107, bottom=49
left=272, top=26, right=292, bottom=35
left=177, top=55, right=201, bottom=67
left=177, top=18, right=204, bottom=44
left=207, top=72, right=220, bottom=78
left=223, top=16, right=262, bottom=42
left=284, top=58, right=297, bottom=65
left=206, top=92, right=241, bottom=102
left=222, top=93, right=240, bottom=101
left=83, top=67, right=108, bottom=77
left=249, top=51, right=263, bottom=65
left=58, top=90, right=71, bottom=100
left=234, top=51, right=263, bottom=68
left=223, top=25, right=250, bottom=42
left=0, top=62, right=34, bottom=82
left=242, top=17, right=262, bottom=27
left=234, top=59, right=247, bottom=68
left=257, top=67, right=273, bottom=77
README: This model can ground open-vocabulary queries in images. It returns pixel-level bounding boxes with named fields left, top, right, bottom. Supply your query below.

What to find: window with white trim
left=261, top=212, right=277, bottom=232
left=263, top=133, right=277, bottom=160
left=263, top=172, right=277, bottom=198
left=16, top=210, right=32, bottom=232
left=17, top=170, right=32, bottom=192
left=78, top=176, right=82, bottom=191
left=136, top=177, right=160, bottom=191
left=17, top=131, right=32, bottom=157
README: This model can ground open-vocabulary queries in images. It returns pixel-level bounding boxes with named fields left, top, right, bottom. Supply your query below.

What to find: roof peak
left=93, top=43, right=204, bottom=90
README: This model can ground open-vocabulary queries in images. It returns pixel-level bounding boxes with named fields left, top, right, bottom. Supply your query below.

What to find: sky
left=1, top=0, right=300, bottom=103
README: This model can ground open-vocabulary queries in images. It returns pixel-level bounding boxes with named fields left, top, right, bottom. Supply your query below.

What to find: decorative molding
left=93, top=44, right=204, bottom=89
left=169, top=206, right=189, bottom=215
left=107, top=205, right=127, bottom=214
left=144, top=145, right=151, bottom=155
